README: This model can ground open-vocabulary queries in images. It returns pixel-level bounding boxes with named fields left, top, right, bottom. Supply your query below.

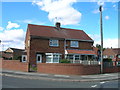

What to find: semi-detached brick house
left=103, top=48, right=120, bottom=66
left=25, top=22, right=97, bottom=65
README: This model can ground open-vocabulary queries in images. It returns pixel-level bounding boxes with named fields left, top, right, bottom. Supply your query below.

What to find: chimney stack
left=55, top=22, right=61, bottom=29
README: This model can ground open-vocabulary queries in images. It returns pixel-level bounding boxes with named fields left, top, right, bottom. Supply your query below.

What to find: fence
left=103, top=61, right=120, bottom=73
left=103, top=61, right=120, bottom=67
left=70, top=60, right=99, bottom=65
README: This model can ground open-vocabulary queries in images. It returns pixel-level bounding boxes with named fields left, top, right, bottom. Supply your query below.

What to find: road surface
left=2, top=75, right=119, bottom=88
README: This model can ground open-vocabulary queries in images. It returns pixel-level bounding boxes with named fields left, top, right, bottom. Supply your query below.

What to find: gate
left=28, top=63, right=37, bottom=72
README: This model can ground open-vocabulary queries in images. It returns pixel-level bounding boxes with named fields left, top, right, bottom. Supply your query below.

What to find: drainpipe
left=64, top=39, right=66, bottom=59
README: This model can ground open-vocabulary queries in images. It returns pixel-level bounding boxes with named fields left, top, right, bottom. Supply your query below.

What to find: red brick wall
left=29, top=38, right=65, bottom=64
left=103, top=67, right=120, bottom=73
left=1, top=60, right=29, bottom=72
left=30, top=38, right=64, bottom=53
left=37, top=63, right=100, bottom=75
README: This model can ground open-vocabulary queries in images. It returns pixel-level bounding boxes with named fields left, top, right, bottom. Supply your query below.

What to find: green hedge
left=103, top=58, right=112, bottom=62
left=60, top=59, right=70, bottom=63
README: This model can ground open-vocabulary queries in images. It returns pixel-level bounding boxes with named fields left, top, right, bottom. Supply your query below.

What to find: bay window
left=46, top=53, right=61, bottom=63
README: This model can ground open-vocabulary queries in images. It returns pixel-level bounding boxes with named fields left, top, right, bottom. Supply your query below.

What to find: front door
left=36, top=54, right=42, bottom=63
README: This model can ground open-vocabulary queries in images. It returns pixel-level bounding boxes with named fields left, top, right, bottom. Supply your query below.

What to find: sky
left=0, top=0, right=119, bottom=51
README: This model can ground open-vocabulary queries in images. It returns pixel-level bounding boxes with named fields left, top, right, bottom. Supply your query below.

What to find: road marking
left=104, top=74, right=116, bottom=76
left=38, top=74, right=49, bottom=76
left=54, top=75, right=70, bottom=78
left=100, top=81, right=105, bottom=84
left=91, top=85, right=97, bottom=88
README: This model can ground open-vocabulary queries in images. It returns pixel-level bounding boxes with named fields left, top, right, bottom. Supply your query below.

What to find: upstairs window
left=103, top=55, right=108, bottom=58
left=70, top=41, right=79, bottom=47
left=118, top=55, right=120, bottom=58
left=109, top=55, right=114, bottom=59
left=49, top=39, right=59, bottom=47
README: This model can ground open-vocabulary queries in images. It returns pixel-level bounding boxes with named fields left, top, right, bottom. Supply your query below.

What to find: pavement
left=1, top=69, right=120, bottom=82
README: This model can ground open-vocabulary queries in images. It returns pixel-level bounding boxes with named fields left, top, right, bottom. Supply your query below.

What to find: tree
left=96, top=44, right=106, bottom=51
left=96, top=44, right=101, bottom=50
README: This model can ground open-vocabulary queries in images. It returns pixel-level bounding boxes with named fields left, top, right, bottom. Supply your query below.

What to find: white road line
left=100, top=81, right=106, bottom=84
left=54, top=75, right=70, bottom=78
left=91, top=85, right=97, bottom=88
left=38, top=74, right=49, bottom=76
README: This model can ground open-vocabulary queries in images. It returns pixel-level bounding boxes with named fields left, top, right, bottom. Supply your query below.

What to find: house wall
left=25, top=29, right=31, bottom=63
left=28, top=38, right=65, bottom=64
left=66, top=40, right=93, bottom=50
left=13, top=51, right=24, bottom=59
left=27, top=38, right=94, bottom=64
left=37, top=63, right=100, bottom=75
left=5, top=49, right=13, bottom=53
left=1, top=59, right=29, bottom=72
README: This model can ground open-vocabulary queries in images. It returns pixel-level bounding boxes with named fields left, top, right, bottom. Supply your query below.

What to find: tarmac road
left=2, top=75, right=119, bottom=88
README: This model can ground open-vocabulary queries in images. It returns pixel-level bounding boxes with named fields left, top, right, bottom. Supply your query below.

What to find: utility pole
left=99, top=5, right=103, bottom=74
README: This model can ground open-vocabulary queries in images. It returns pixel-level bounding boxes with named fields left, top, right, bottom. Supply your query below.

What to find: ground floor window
left=67, top=54, right=96, bottom=61
left=67, top=54, right=81, bottom=60
left=22, top=55, right=27, bottom=62
left=118, top=55, right=120, bottom=58
left=46, top=53, right=62, bottom=63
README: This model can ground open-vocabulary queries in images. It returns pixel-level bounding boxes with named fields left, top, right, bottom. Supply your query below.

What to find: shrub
left=103, top=58, right=112, bottom=62
left=13, top=56, right=21, bottom=60
left=60, top=59, right=70, bottom=63
left=29, top=64, right=37, bottom=71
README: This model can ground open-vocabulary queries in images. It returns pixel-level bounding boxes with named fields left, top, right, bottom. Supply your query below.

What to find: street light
left=99, top=5, right=103, bottom=74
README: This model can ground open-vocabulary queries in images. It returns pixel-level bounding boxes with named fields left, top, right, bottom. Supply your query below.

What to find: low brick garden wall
left=103, top=66, right=120, bottom=73
left=1, top=59, right=28, bottom=72
left=37, top=63, right=101, bottom=75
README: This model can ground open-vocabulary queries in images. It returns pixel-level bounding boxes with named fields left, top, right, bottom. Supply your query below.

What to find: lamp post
left=99, top=5, right=103, bottom=74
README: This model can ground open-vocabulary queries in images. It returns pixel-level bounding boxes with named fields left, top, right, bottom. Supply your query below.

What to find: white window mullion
left=51, top=54, right=53, bottom=63
left=58, top=55, right=59, bottom=63
left=73, top=55, right=75, bottom=63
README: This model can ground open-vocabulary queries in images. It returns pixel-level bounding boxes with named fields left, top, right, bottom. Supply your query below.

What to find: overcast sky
left=0, top=0, right=119, bottom=51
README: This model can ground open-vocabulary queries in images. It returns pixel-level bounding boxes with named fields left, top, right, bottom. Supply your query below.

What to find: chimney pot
left=55, top=22, right=61, bottom=29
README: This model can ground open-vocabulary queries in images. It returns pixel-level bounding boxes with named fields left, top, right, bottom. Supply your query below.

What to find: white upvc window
left=70, top=41, right=79, bottom=47
left=67, top=54, right=81, bottom=60
left=49, top=39, right=59, bottom=47
left=109, top=55, right=114, bottom=59
left=118, top=55, right=120, bottom=58
left=46, top=53, right=61, bottom=63
left=36, top=54, right=42, bottom=63
left=75, top=55, right=80, bottom=60
left=103, top=55, right=108, bottom=58
left=22, top=55, right=27, bottom=62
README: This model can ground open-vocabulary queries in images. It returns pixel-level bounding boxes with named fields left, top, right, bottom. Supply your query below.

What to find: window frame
left=49, top=39, right=59, bottom=47
left=22, top=55, right=27, bottom=62
left=46, top=53, right=61, bottom=63
left=36, top=54, right=42, bottom=63
left=70, top=41, right=79, bottom=47
left=118, top=55, right=120, bottom=58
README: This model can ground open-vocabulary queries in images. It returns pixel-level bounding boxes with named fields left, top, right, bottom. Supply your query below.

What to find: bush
left=29, top=64, right=37, bottom=71
left=13, top=56, right=21, bottom=60
left=60, top=59, right=70, bottom=63
left=103, top=58, right=112, bottom=62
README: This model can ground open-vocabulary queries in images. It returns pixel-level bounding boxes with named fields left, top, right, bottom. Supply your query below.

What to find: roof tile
left=28, top=24, right=93, bottom=41
left=67, top=49, right=96, bottom=55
